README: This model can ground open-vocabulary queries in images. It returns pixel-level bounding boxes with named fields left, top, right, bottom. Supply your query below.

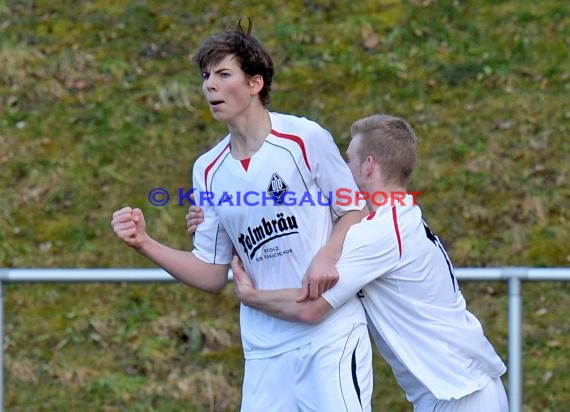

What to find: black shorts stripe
left=351, top=340, right=362, bottom=407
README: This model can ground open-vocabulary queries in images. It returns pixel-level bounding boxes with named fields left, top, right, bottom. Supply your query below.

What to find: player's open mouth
left=210, top=100, right=224, bottom=107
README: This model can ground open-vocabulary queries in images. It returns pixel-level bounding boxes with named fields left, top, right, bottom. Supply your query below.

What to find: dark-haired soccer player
left=112, top=21, right=372, bottom=412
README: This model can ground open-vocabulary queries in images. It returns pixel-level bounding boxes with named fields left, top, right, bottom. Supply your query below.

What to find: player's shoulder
left=350, top=205, right=416, bottom=241
left=339, top=210, right=398, bottom=259
left=346, top=210, right=390, bottom=242
left=193, top=134, right=231, bottom=170
left=393, top=201, right=424, bottom=230
left=269, top=111, right=328, bottom=137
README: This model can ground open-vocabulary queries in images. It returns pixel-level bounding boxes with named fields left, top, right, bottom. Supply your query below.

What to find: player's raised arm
left=111, top=206, right=228, bottom=293
left=298, top=208, right=366, bottom=301
left=297, top=122, right=368, bottom=301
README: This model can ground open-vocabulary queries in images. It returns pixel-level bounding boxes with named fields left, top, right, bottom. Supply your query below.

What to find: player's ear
left=364, top=155, right=374, bottom=177
left=249, top=74, right=264, bottom=95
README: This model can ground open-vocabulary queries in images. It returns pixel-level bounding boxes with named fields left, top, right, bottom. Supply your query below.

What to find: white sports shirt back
left=323, top=195, right=507, bottom=402
left=192, top=112, right=366, bottom=359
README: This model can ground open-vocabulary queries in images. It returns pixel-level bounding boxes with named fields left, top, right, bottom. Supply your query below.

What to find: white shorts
left=241, top=323, right=372, bottom=412
left=429, top=377, right=508, bottom=412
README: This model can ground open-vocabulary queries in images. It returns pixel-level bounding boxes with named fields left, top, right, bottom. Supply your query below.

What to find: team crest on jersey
left=267, top=173, right=289, bottom=206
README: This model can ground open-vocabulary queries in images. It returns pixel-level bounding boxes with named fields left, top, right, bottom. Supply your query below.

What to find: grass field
left=1, top=0, right=569, bottom=410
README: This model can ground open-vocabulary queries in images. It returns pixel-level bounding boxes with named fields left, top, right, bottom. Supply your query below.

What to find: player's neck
left=366, top=183, right=408, bottom=212
left=228, top=108, right=271, bottom=160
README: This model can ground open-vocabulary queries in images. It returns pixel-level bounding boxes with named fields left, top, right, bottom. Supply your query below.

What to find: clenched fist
left=111, top=207, right=148, bottom=250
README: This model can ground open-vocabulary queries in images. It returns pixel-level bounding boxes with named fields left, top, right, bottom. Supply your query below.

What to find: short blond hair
left=351, top=114, right=417, bottom=186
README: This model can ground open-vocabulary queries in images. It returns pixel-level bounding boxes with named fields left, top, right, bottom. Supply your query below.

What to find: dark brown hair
left=192, top=19, right=274, bottom=107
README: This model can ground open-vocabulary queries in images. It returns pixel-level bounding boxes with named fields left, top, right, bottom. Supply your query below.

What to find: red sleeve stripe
left=391, top=206, right=402, bottom=258
left=270, top=129, right=311, bottom=172
left=204, top=142, right=231, bottom=191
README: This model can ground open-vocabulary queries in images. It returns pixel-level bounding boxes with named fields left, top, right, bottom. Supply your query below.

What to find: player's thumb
left=132, top=208, right=145, bottom=227
left=230, top=256, right=241, bottom=277
left=296, top=282, right=310, bottom=303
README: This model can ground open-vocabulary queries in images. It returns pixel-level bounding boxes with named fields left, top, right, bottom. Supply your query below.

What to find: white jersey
left=192, top=111, right=366, bottom=359
left=323, top=195, right=506, bottom=403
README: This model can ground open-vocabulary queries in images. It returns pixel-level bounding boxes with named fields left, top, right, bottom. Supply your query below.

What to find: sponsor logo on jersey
left=237, top=212, right=299, bottom=260
left=266, top=173, right=289, bottom=206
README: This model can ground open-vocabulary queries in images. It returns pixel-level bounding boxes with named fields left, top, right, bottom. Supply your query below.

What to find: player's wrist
left=132, top=233, right=153, bottom=254
left=242, top=287, right=258, bottom=306
left=318, top=241, right=342, bottom=260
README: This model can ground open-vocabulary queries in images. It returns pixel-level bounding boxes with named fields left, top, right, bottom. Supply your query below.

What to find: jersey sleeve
left=190, top=161, right=233, bottom=264
left=322, top=219, right=399, bottom=309
left=305, top=124, right=363, bottom=220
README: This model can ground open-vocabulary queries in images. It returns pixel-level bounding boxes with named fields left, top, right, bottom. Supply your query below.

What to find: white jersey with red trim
left=323, top=195, right=506, bottom=403
left=191, top=111, right=366, bottom=359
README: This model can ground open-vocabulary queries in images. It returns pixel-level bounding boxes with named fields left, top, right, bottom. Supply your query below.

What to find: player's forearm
left=241, top=288, right=332, bottom=324
left=323, top=209, right=367, bottom=257
left=137, top=236, right=228, bottom=293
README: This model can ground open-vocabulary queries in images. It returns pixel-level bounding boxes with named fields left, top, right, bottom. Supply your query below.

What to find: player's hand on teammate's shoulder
left=111, top=206, right=147, bottom=250
left=186, top=204, right=204, bottom=235
left=297, top=247, right=339, bottom=302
